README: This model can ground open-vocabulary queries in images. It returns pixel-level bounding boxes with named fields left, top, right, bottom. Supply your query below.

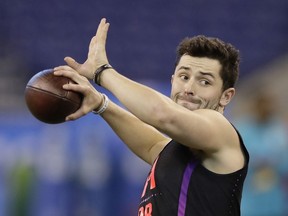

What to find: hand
left=53, top=65, right=103, bottom=121
left=63, top=18, right=110, bottom=80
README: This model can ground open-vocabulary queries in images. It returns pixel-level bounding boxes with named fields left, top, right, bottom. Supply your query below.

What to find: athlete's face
left=170, top=55, right=235, bottom=112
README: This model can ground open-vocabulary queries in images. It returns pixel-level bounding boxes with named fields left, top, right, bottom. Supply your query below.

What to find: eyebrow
left=199, top=71, right=215, bottom=79
left=177, top=66, right=216, bottom=79
left=177, top=66, right=190, bottom=71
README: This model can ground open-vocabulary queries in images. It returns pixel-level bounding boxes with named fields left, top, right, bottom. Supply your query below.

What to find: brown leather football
left=25, top=69, right=83, bottom=124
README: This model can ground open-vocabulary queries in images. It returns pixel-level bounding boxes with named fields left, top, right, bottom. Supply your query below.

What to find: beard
left=172, top=93, right=221, bottom=111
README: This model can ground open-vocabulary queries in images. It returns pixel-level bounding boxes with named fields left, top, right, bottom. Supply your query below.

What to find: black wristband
left=93, top=64, right=113, bottom=86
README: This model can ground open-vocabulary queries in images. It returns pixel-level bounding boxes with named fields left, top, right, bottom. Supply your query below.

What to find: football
left=25, top=69, right=83, bottom=124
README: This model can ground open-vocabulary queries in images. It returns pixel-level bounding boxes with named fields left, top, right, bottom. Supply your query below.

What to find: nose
left=184, top=80, right=195, bottom=95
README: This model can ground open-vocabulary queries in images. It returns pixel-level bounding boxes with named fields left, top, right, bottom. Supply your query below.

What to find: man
left=54, top=18, right=249, bottom=216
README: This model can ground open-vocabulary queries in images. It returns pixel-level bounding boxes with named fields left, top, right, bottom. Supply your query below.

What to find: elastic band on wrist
left=93, top=64, right=113, bottom=86
left=92, top=94, right=109, bottom=115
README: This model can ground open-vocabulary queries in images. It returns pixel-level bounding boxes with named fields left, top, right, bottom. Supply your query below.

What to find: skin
left=171, top=54, right=231, bottom=112
left=54, top=18, right=245, bottom=174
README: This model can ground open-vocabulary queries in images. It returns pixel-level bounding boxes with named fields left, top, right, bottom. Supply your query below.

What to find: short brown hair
left=175, top=35, right=240, bottom=91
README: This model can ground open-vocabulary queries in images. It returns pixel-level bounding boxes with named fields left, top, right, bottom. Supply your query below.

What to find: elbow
left=151, top=101, right=174, bottom=131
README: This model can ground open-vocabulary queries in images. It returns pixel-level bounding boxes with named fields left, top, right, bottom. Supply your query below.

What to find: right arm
left=53, top=67, right=169, bottom=164
left=53, top=19, right=170, bottom=164
left=101, top=101, right=169, bottom=164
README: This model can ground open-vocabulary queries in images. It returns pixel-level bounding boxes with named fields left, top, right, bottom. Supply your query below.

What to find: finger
left=100, top=20, right=110, bottom=45
left=66, top=108, right=88, bottom=121
left=89, top=19, right=106, bottom=49
left=88, top=20, right=110, bottom=63
left=95, top=18, right=107, bottom=37
left=62, top=82, right=86, bottom=93
left=54, top=65, right=74, bottom=72
left=64, top=57, right=81, bottom=71
left=93, top=18, right=110, bottom=45
left=54, top=68, right=83, bottom=83
left=66, top=101, right=96, bottom=121
left=53, top=68, right=72, bottom=77
left=101, top=21, right=110, bottom=47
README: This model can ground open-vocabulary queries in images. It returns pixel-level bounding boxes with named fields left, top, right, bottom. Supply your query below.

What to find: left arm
left=56, top=18, right=237, bottom=153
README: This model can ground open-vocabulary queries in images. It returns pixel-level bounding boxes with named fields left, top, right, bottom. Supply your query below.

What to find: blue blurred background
left=1, top=0, right=288, bottom=215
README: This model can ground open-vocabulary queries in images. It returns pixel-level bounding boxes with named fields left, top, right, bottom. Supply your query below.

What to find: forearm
left=100, top=68, right=173, bottom=130
left=101, top=100, right=168, bottom=164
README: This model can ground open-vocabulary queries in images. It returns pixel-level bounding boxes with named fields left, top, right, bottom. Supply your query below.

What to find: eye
left=199, top=79, right=211, bottom=86
left=179, top=74, right=189, bottom=81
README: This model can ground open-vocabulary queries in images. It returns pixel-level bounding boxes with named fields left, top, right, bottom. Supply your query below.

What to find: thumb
left=64, top=57, right=81, bottom=70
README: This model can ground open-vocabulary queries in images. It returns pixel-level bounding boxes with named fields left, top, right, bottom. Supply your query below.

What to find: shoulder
left=193, top=110, right=246, bottom=173
left=157, top=107, right=237, bottom=155
left=193, top=109, right=239, bottom=152
left=193, top=109, right=227, bottom=121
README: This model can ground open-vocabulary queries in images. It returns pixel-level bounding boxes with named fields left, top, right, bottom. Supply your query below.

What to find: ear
left=219, top=88, right=235, bottom=107
left=171, top=74, right=174, bottom=85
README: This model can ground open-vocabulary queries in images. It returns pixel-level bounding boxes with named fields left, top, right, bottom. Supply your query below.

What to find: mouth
left=176, top=97, right=201, bottom=110
left=177, top=95, right=201, bottom=104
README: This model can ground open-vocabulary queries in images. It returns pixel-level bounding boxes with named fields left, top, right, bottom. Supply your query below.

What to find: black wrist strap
left=93, top=64, right=113, bottom=86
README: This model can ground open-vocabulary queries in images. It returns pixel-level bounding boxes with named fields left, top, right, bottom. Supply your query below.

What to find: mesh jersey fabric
left=138, top=130, right=249, bottom=216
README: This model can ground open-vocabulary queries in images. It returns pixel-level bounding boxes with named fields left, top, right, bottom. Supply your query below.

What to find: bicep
left=157, top=108, right=231, bottom=152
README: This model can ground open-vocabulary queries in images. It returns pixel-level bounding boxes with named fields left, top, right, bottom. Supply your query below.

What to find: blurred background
left=1, top=0, right=288, bottom=215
